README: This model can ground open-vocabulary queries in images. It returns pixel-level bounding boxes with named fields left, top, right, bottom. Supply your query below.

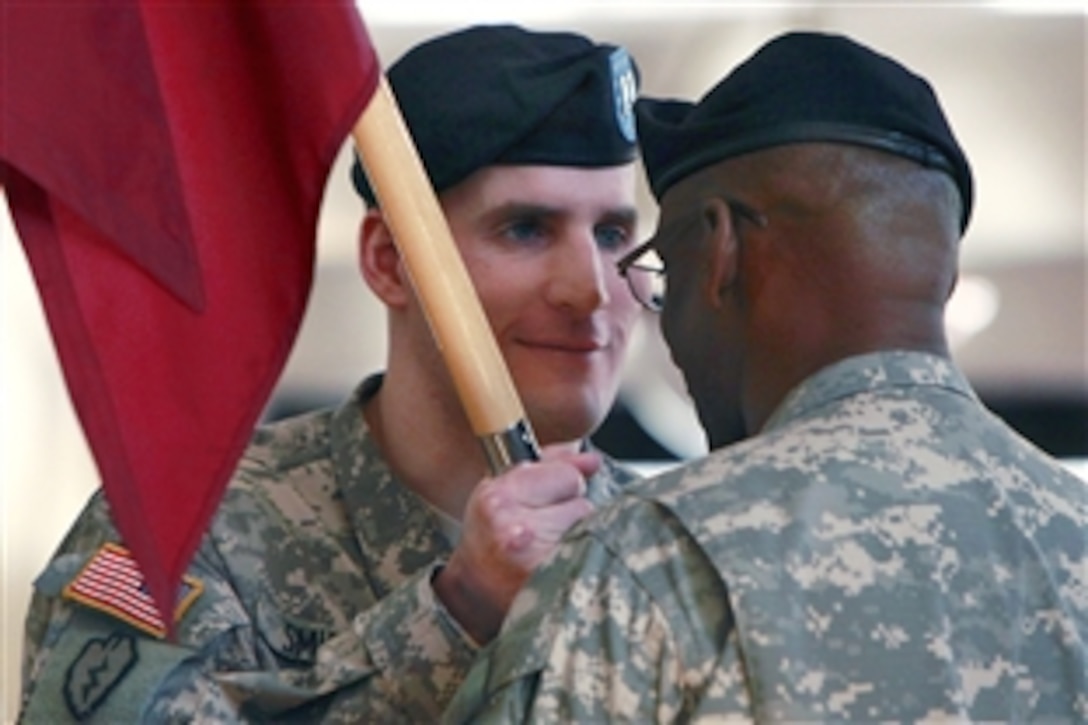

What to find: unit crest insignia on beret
left=610, top=48, right=637, bottom=144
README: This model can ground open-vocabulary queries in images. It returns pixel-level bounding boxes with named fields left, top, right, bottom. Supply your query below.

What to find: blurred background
left=2, top=3, right=1084, bottom=719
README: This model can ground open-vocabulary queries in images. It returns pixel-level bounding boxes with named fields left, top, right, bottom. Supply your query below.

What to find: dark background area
left=267, top=390, right=1088, bottom=463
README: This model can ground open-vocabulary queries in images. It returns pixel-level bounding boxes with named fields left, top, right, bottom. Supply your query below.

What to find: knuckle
left=479, top=487, right=508, bottom=518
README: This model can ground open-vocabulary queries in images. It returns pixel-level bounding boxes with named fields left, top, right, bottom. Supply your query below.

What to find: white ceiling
left=288, top=4, right=1086, bottom=456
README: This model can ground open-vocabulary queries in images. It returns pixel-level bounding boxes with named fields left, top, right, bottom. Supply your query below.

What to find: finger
left=536, top=442, right=578, bottom=462
left=497, top=521, right=535, bottom=553
left=568, top=451, right=602, bottom=479
left=499, top=495, right=595, bottom=553
left=537, top=446, right=603, bottom=477
left=501, top=461, right=590, bottom=507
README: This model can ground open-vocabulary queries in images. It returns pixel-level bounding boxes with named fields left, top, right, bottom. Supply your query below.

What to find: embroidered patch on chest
left=63, top=542, right=204, bottom=639
left=280, top=619, right=335, bottom=662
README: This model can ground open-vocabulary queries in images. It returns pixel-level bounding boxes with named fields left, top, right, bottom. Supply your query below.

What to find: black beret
left=637, top=31, right=974, bottom=232
left=352, top=24, right=639, bottom=206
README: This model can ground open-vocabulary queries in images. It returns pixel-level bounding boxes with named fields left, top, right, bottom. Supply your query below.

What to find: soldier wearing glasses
left=446, top=31, right=1088, bottom=722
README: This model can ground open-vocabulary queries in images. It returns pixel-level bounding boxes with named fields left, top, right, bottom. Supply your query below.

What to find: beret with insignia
left=636, top=31, right=974, bottom=232
left=352, top=24, right=639, bottom=206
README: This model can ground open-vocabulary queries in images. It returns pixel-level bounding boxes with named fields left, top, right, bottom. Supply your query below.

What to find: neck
left=363, top=360, right=490, bottom=521
left=743, top=300, right=949, bottom=433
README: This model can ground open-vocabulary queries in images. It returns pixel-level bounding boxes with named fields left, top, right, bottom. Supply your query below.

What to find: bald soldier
left=20, top=25, right=645, bottom=722
left=446, top=31, right=1088, bottom=722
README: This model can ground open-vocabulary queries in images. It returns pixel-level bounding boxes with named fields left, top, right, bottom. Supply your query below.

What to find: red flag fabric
left=0, top=1, right=380, bottom=629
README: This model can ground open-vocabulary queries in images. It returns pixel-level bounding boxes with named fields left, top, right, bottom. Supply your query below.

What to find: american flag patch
left=63, top=542, right=203, bottom=639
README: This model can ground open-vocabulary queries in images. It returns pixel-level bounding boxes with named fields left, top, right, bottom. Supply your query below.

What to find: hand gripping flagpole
left=351, top=77, right=540, bottom=473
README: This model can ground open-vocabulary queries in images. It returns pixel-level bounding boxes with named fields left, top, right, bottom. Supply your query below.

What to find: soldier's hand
left=434, top=448, right=601, bottom=644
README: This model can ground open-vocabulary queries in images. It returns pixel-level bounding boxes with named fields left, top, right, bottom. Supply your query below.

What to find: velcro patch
left=64, top=632, right=138, bottom=719
left=63, top=542, right=203, bottom=638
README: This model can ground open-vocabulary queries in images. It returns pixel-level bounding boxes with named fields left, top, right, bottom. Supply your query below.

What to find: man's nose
left=546, top=237, right=609, bottom=313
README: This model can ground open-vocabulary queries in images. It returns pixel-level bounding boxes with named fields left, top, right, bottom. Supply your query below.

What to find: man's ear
left=359, top=209, right=412, bottom=307
left=701, top=197, right=739, bottom=307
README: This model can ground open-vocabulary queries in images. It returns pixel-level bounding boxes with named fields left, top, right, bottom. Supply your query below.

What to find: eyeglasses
left=616, top=197, right=767, bottom=313
left=616, top=237, right=666, bottom=312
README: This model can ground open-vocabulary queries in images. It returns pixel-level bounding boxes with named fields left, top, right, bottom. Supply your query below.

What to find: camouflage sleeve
left=17, top=493, right=254, bottom=723
left=20, top=490, right=121, bottom=702
left=443, top=500, right=745, bottom=722
left=20, top=615, right=232, bottom=724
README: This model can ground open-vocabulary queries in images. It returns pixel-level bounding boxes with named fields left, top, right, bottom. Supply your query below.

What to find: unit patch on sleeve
left=63, top=631, right=138, bottom=719
left=62, top=542, right=204, bottom=638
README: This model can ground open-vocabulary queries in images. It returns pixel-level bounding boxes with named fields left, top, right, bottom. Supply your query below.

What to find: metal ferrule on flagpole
left=480, top=420, right=541, bottom=474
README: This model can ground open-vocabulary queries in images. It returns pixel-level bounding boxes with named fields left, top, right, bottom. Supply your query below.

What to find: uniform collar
left=763, top=351, right=977, bottom=434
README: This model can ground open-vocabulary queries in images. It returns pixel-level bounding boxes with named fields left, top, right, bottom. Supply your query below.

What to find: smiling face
left=428, top=163, right=641, bottom=444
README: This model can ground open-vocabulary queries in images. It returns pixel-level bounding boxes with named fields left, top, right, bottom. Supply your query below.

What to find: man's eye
left=503, top=219, right=546, bottom=244
left=595, top=224, right=631, bottom=253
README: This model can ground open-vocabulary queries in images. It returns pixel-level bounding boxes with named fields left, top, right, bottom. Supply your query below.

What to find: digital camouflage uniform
left=19, top=375, right=638, bottom=723
left=446, top=351, right=1088, bottom=722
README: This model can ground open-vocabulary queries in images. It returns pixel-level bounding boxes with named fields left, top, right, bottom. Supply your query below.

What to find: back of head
left=636, top=31, right=973, bottom=234
left=635, top=33, right=972, bottom=429
left=352, top=24, right=639, bottom=205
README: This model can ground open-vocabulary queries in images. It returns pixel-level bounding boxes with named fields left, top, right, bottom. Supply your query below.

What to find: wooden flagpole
left=351, top=77, right=540, bottom=472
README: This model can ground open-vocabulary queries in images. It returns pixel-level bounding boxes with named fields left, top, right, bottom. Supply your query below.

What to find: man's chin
left=523, top=399, right=603, bottom=447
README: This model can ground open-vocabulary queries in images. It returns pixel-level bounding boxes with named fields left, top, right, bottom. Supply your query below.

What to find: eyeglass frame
left=616, top=196, right=768, bottom=312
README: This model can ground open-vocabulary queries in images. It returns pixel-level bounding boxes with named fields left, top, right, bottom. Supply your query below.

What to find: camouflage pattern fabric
left=19, top=374, right=638, bottom=723
left=446, top=351, right=1088, bottom=722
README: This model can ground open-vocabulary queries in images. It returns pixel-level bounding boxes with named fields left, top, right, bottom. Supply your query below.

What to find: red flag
left=0, top=1, right=380, bottom=630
